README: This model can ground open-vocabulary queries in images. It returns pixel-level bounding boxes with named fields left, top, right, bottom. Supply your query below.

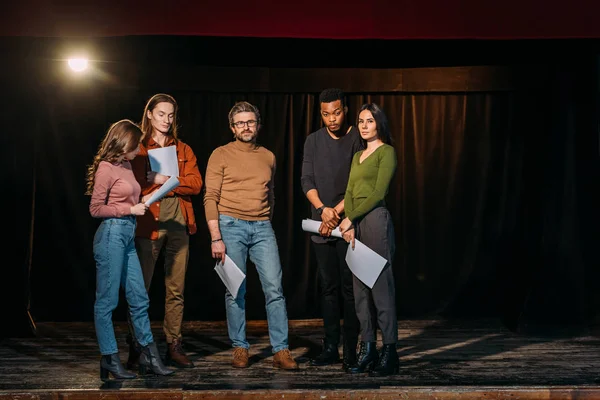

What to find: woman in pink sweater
left=86, top=119, right=173, bottom=381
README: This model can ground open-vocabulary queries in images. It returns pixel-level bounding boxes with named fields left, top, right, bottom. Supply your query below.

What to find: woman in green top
left=339, top=103, right=398, bottom=377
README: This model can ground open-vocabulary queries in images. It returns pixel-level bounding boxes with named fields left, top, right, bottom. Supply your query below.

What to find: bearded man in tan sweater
left=203, top=101, right=298, bottom=370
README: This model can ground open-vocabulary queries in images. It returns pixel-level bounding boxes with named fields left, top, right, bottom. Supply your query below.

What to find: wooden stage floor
left=1, top=318, right=600, bottom=399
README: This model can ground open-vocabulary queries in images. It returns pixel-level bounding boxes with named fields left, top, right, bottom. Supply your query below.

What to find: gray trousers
left=353, top=206, right=398, bottom=344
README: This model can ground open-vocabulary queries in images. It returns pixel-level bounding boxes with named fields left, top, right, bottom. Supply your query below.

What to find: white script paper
left=148, top=146, right=179, bottom=177
left=301, top=218, right=387, bottom=289
left=144, top=176, right=180, bottom=206
left=214, top=255, right=246, bottom=298
left=344, top=240, right=387, bottom=289
left=301, top=218, right=343, bottom=238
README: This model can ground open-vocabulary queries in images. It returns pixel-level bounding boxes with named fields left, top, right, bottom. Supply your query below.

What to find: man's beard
left=237, top=131, right=255, bottom=142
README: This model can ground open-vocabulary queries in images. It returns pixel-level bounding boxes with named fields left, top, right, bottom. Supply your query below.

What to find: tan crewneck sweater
left=204, top=139, right=276, bottom=221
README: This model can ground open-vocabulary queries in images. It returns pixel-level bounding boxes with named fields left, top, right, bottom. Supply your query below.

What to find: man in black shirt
left=301, top=88, right=363, bottom=369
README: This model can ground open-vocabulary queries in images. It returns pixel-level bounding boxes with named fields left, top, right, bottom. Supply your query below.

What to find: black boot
left=139, top=342, right=175, bottom=376
left=347, top=341, right=378, bottom=374
left=309, top=341, right=340, bottom=366
left=369, top=344, right=399, bottom=377
left=342, top=339, right=358, bottom=371
left=126, top=334, right=141, bottom=370
left=100, top=353, right=137, bottom=381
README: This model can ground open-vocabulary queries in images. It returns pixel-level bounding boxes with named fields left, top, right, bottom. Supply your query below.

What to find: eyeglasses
left=231, top=120, right=258, bottom=128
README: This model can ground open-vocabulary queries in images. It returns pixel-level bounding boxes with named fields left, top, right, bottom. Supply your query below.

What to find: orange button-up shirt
left=131, top=137, right=203, bottom=240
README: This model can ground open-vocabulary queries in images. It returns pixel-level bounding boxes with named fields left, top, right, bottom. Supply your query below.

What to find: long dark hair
left=85, top=120, right=142, bottom=195
left=357, top=103, right=393, bottom=146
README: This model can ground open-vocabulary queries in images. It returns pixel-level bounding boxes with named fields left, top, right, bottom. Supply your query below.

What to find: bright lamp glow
left=68, top=58, right=88, bottom=72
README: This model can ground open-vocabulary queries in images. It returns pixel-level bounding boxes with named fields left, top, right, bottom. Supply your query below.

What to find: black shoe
left=369, top=344, right=399, bottom=377
left=342, top=339, right=358, bottom=371
left=100, top=353, right=137, bottom=381
left=347, top=341, right=378, bottom=374
left=139, top=342, right=175, bottom=376
left=309, top=341, right=340, bottom=366
left=126, top=334, right=141, bottom=370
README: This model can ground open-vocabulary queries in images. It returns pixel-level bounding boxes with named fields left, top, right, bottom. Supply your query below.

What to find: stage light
left=68, top=58, right=88, bottom=72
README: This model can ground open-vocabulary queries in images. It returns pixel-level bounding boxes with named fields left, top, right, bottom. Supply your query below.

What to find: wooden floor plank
left=1, top=318, right=600, bottom=399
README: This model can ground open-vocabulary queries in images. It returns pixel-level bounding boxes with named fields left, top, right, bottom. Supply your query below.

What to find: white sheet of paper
left=148, top=146, right=179, bottom=177
left=214, top=255, right=246, bottom=298
left=302, top=218, right=387, bottom=289
left=301, top=218, right=342, bottom=238
left=144, top=176, right=180, bottom=206
left=345, top=239, right=388, bottom=289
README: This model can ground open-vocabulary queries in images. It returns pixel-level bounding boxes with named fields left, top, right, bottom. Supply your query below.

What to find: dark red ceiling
left=3, top=0, right=599, bottom=39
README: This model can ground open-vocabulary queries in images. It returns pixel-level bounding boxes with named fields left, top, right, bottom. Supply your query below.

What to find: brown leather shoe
left=166, top=338, right=195, bottom=368
left=273, top=349, right=298, bottom=370
left=232, top=347, right=249, bottom=368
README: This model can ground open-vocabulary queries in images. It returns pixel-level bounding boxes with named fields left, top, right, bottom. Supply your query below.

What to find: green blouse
left=344, top=144, right=397, bottom=222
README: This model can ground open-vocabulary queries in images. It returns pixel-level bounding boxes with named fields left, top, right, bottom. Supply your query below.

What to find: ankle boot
left=166, top=338, right=195, bottom=368
left=347, top=341, right=378, bottom=374
left=342, top=339, right=358, bottom=371
left=139, top=342, right=175, bottom=376
left=369, top=344, right=399, bottom=377
left=126, top=334, right=141, bottom=370
left=100, top=353, right=137, bottom=381
left=309, top=341, right=340, bottom=366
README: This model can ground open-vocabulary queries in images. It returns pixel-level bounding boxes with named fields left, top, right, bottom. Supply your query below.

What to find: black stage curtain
left=3, top=39, right=599, bottom=337
left=25, top=82, right=600, bottom=332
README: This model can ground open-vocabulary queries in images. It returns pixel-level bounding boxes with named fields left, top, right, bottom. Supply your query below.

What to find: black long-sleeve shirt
left=301, top=126, right=363, bottom=242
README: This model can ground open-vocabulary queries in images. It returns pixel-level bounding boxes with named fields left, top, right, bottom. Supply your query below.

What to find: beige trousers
left=135, top=229, right=190, bottom=343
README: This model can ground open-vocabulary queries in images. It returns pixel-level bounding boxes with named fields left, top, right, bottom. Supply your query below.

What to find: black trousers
left=312, top=239, right=360, bottom=346
left=354, top=206, right=398, bottom=344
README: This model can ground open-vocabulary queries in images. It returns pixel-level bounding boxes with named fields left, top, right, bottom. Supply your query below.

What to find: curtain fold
left=26, top=86, right=598, bottom=333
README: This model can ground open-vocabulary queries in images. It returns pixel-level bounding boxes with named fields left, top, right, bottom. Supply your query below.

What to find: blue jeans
left=93, top=216, right=153, bottom=355
left=220, top=214, right=289, bottom=353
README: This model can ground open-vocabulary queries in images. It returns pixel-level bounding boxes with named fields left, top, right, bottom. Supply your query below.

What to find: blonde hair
left=85, top=119, right=143, bottom=195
